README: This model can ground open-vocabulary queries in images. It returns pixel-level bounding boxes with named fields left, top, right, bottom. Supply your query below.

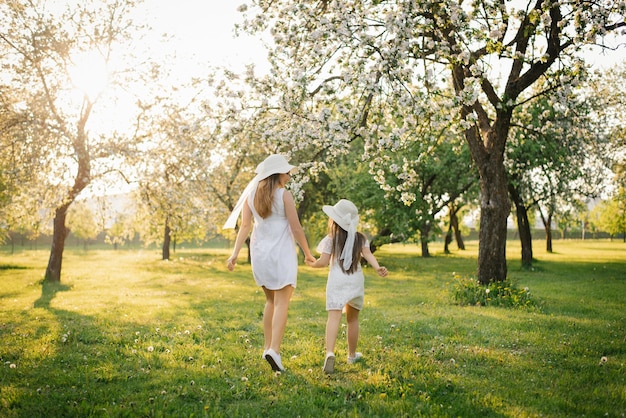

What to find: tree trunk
left=43, top=99, right=93, bottom=282
left=162, top=217, right=171, bottom=260
left=508, top=182, right=533, bottom=269
left=454, top=61, right=511, bottom=284
left=539, top=209, right=554, bottom=253
left=450, top=204, right=465, bottom=250
left=476, top=164, right=509, bottom=283
left=444, top=225, right=453, bottom=254
left=44, top=205, right=71, bottom=282
left=444, top=204, right=464, bottom=253
left=420, top=223, right=431, bottom=257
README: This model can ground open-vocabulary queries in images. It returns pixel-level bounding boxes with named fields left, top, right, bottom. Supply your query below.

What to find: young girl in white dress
left=225, top=154, right=315, bottom=372
left=307, top=199, right=388, bottom=374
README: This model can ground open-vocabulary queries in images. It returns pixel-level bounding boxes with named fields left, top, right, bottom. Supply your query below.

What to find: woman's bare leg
left=268, top=285, right=294, bottom=353
left=262, top=287, right=275, bottom=352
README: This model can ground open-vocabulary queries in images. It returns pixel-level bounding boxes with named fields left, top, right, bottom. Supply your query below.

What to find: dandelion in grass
left=9, top=363, right=16, bottom=369
left=599, top=356, right=608, bottom=365
left=241, top=376, right=248, bottom=382
left=485, top=288, right=490, bottom=294
left=185, top=330, right=190, bottom=335
left=147, top=346, right=154, bottom=352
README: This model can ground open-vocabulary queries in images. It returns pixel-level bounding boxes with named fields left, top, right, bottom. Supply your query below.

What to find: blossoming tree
left=0, top=0, right=147, bottom=281
left=239, top=0, right=626, bottom=283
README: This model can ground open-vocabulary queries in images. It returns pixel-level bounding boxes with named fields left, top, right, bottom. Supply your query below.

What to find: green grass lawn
left=0, top=240, right=624, bottom=417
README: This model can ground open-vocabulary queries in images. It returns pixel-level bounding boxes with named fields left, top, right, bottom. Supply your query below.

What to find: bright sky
left=141, top=1, right=625, bottom=74
left=140, top=1, right=268, bottom=78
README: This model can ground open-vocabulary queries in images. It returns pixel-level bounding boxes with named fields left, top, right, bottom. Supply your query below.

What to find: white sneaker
left=323, top=352, right=335, bottom=374
left=347, top=352, right=363, bottom=364
left=264, top=348, right=285, bottom=371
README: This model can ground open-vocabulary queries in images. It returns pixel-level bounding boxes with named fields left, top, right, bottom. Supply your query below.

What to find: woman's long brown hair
left=329, top=219, right=366, bottom=274
left=254, top=173, right=282, bottom=219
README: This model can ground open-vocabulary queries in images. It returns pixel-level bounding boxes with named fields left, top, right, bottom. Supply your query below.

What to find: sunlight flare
left=68, top=49, right=109, bottom=100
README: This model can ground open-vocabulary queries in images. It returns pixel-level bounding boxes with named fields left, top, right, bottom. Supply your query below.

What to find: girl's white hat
left=323, top=199, right=359, bottom=270
left=255, top=154, right=296, bottom=180
left=322, top=199, right=359, bottom=231
left=223, top=154, right=296, bottom=229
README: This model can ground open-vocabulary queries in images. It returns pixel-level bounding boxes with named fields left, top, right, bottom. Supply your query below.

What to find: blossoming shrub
left=451, top=276, right=540, bottom=310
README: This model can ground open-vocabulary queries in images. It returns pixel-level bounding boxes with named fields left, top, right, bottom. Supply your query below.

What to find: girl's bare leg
left=346, top=305, right=360, bottom=358
left=325, top=310, right=342, bottom=354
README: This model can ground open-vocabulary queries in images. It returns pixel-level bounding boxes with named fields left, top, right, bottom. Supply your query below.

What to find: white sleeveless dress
left=316, top=235, right=368, bottom=311
left=248, top=187, right=298, bottom=290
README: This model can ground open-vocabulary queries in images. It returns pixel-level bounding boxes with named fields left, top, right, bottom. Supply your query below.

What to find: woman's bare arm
left=226, top=201, right=253, bottom=271
left=283, top=190, right=315, bottom=263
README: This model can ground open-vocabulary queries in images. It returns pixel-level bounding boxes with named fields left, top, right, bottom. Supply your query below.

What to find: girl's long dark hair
left=329, top=219, right=366, bottom=274
left=254, top=173, right=281, bottom=218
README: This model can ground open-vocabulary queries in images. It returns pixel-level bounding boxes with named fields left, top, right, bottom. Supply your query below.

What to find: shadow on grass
left=0, top=264, right=29, bottom=270
left=33, top=280, right=73, bottom=309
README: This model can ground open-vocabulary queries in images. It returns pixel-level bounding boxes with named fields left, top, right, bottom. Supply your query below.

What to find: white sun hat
left=255, top=154, right=296, bottom=180
left=223, top=154, right=296, bottom=229
left=323, top=199, right=360, bottom=270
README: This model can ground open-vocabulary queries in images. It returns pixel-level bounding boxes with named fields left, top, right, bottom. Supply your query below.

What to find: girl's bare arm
left=309, top=252, right=330, bottom=268
left=361, top=246, right=388, bottom=277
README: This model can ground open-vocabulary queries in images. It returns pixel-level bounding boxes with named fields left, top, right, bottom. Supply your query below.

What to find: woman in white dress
left=225, top=154, right=315, bottom=372
left=308, top=199, right=388, bottom=374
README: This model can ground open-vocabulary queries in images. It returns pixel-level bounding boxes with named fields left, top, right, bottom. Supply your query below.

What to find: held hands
left=376, top=266, right=388, bottom=277
left=229, top=254, right=318, bottom=270
left=304, top=254, right=317, bottom=266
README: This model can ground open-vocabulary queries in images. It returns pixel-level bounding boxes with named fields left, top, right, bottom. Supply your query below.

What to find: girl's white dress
left=317, top=235, right=368, bottom=311
left=248, top=187, right=298, bottom=290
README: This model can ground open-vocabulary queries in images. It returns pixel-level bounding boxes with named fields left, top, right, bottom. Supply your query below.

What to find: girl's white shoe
left=264, top=348, right=285, bottom=371
left=347, top=352, right=363, bottom=364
